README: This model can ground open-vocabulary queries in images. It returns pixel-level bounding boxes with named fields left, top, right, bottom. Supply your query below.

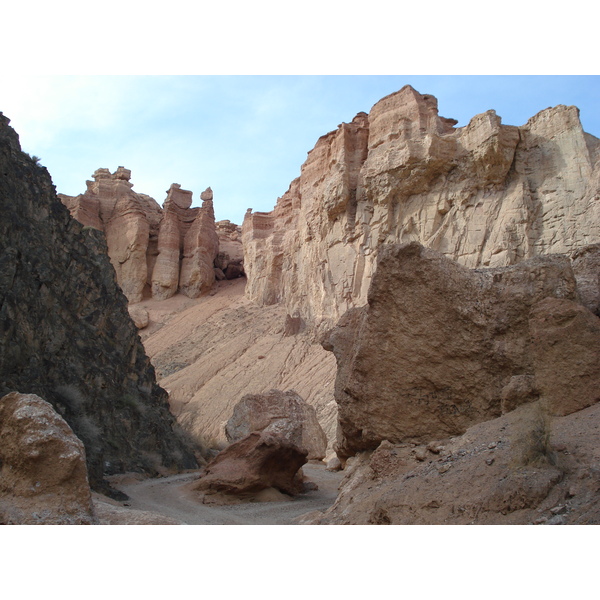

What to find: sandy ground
left=134, top=278, right=338, bottom=455
left=95, top=463, right=343, bottom=525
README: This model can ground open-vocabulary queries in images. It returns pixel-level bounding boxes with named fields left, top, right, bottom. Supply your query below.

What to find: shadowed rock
left=190, top=431, right=308, bottom=503
left=0, top=113, right=197, bottom=490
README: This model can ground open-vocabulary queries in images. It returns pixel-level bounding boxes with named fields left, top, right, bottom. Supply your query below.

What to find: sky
left=2, top=75, right=599, bottom=224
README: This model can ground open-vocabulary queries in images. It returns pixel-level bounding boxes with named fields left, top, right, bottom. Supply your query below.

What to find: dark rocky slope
left=0, top=113, right=197, bottom=492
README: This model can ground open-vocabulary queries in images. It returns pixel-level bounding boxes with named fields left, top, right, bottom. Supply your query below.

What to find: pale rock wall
left=242, top=85, right=600, bottom=326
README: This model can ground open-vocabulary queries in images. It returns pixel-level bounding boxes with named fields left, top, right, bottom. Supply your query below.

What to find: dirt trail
left=111, top=463, right=343, bottom=525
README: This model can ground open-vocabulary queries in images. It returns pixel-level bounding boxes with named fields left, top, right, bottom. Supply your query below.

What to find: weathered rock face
left=571, top=243, right=600, bottom=316
left=179, top=188, right=220, bottom=298
left=307, top=401, right=600, bottom=525
left=529, top=297, right=600, bottom=416
left=0, top=113, right=197, bottom=490
left=60, top=167, right=161, bottom=304
left=190, top=430, right=308, bottom=503
left=0, top=392, right=95, bottom=525
left=215, top=219, right=245, bottom=280
left=61, top=176, right=222, bottom=303
left=225, top=389, right=328, bottom=460
left=323, top=242, right=600, bottom=459
left=242, top=85, right=600, bottom=326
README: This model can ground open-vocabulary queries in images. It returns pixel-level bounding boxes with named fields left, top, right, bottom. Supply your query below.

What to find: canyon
left=1, top=83, right=600, bottom=524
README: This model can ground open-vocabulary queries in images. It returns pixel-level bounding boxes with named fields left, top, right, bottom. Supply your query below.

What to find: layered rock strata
left=242, top=85, right=600, bottom=326
left=323, top=242, right=600, bottom=459
left=0, top=113, right=197, bottom=490
left=142, top=278, right=338, bottom=455
left=60, top=175, right=222, bottom=303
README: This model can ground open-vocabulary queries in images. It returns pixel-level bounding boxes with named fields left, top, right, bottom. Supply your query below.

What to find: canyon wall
left=0, top=113, right=197, bottom=491
left=242, top=85, right=600, bottom=326
left=60, top=173, right=241, bottom=304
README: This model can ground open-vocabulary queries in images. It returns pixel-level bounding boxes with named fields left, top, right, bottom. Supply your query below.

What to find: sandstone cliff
left=60, top=174, right=225, bottom=304
left=0, top=113, right=197, bottom=491
left=242, top=85, right=600, bottom=326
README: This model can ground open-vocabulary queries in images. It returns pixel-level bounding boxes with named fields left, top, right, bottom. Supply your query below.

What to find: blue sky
left=2, top=75, right=599, bottom=224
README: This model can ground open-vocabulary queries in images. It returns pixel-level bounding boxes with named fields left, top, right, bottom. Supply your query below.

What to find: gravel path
left=113, top=463, right=343, bottom=525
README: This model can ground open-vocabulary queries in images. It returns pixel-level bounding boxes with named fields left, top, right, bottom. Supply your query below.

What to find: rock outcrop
left=225, top=389, right=328, bottom=460
left=242, top=85, right=600, bottom=326
left=0, top=113, right=197, bottom=491
left=0, top=392, right=95, bottom=525
left=215, top=219, right=245, bottom=280
left=189, top=430, right=308, bottom=503
left=60, top=175, right=222, bottom=303
left=324, top=242, right=600, bottom=459
left=305, top=400, right=600, bottom=525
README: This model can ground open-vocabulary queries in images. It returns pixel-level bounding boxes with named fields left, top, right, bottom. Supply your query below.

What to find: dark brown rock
left=529, top=297, right=600, bottom=416
left=190, top=431, right=308, bottom=502
left=571, top=243, right=600, bottom=316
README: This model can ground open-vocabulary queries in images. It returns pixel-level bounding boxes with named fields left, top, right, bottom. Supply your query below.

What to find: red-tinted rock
left=190, top=431, right=308, bottom=502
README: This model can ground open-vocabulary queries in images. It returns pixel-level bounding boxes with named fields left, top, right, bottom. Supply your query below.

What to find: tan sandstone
left=0, top=392, right=95, bottom=525
left=242, top=85, right=600, bottom=327
left=60, top=174, right=222, bottom=303
left=225, top=389, right=328, bottom=460
left=323, top=242, right=599, bottom=459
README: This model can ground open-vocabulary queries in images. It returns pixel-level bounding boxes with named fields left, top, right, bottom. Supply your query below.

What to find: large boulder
left=323, top=242, right=588, bottom=459
left=225, top=389, right=327, bottom=460
left=0, top=392, right=96, bottom=525
left=189, top=430, right=308, bottom=503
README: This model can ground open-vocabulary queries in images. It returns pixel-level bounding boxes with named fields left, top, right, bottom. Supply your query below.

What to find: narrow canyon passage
left=112, top=463, right=344, bottom=525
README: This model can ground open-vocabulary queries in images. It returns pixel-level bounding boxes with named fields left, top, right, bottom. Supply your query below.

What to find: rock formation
left=324, top=242, right=600, bottom=460
left=225, top=389, right=328, bottom=460
left=242, top=85, right=600, bottom=326
left=304, top=400, right=600, bottom=525
left=142, top=278, right=338, bottom=455
left=179, top=188, right=220, bottom=298
left=215, top=219, right=245, bottom=280
left=60, top=175, right=222, bottom=303
left=0, top=113, right=197, bottom=491
left=189, top=430, right=308, bottom=503
left=60, top=167, right=161, bottom=304
left=0, top=392, right=96, bottom=525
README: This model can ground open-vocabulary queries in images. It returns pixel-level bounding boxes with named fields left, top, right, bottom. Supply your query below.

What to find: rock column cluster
left=60, top=173, right=234, bottom=303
